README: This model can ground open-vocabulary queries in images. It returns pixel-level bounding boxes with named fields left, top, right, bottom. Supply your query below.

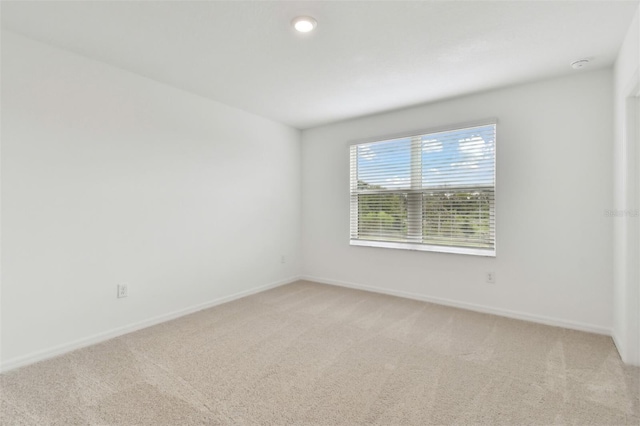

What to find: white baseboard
left=0, top=276, right=300, bottom=373
left=611, top=330, right=640, bottom=367
left=301, top=275, right=612, bottom=336
left=2, top=275, right=614, bottom=373
left=612, top=332, right=626, bottom=362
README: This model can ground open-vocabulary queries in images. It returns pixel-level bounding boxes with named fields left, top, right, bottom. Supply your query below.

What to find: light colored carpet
left=1, top=280, right=638, bottom=425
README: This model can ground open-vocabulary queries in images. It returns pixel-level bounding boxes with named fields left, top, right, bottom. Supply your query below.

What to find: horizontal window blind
left=350, top=123, right=496, bottom=255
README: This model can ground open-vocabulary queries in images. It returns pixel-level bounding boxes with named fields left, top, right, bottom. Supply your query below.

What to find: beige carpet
left=1, top=280, right=638, bottom=425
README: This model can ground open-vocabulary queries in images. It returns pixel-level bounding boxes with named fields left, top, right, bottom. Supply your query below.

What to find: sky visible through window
left=357, top=124, right=495, bottom=189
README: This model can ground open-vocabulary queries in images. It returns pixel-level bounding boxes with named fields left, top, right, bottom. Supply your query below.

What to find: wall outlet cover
left=117, top=284, right=128, bottom=298
left=486, top=272, right=496, bottom=284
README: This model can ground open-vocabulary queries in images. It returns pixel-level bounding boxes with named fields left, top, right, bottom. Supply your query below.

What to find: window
left=349, top=122, right=496, bottom=256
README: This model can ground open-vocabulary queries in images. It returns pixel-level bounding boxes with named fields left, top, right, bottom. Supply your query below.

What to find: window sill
left=350, top=239, right=496, bottom=257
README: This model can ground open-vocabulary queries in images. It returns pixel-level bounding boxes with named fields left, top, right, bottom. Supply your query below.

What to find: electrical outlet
left=486, top=272, right=496, bottom=284
left=281, top=255, right=286, bottom=264
left=117, top=284, right=128, bottom=298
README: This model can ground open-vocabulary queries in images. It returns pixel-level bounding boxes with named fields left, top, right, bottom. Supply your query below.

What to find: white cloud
left=384, top=176, right=410, bottom=186
left=458, top=136, right=486, bottom=158
left=423, top=139, right=443, bottom=153
left=451, top=161, right=479, bottom=169
left=358, top=144, right=376, bottom=160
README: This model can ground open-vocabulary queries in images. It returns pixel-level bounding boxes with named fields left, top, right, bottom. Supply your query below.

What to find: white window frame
left=349, top=119, right=497, bottom=257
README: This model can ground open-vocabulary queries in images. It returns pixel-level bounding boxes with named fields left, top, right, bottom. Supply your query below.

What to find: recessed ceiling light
left=570, top=59, right=590, bottom=70
left=292, top=16, right=317, bottom=33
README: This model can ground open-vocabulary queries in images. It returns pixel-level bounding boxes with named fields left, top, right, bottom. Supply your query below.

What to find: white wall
left=302, top=70, right=614, bottom=333
left=0, top=31, right=302, bottom=369
left=613, top=7, right=640, bottom=366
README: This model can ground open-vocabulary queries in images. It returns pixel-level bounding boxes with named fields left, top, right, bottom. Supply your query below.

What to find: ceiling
left=2, top=1, right=638, bottom=129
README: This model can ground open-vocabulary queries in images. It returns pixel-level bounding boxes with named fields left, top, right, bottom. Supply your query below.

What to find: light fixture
left=571, top=59, right=590, bottom=70
left=292, top=16, right=317, bottom=33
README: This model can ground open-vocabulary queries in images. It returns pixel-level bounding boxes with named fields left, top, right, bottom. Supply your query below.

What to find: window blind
left=349, top=123, right=496, bottom=256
